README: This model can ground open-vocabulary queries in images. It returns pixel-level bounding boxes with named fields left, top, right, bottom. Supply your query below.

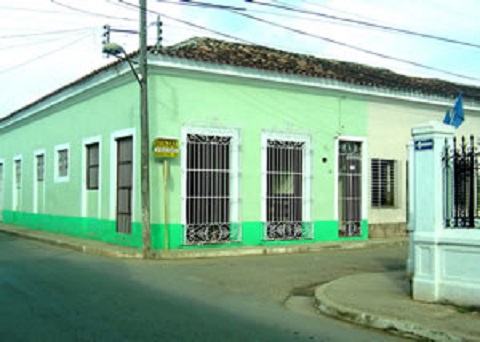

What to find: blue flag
left=443, top=93, right=464, bottom=128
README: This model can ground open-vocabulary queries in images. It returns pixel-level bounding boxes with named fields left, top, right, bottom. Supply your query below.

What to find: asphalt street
left=0, top=232, right=409, bottom=341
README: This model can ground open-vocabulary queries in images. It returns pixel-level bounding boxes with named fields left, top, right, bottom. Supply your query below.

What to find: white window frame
left=370, top=158, right=398, bottom=208
left=13, top=155, right=22, bottom=211
left=181, top=126, right=240, bottom=243
left=82, top=136, right=102, bottom=218
left=33, top=149, right=46, bottom=214
left=334, top=136, right=368, bottom=221
left=54, top=143, right=70, bottom=183
left=109, top=129, right=136, bottom=221
left=261, top=132, right=312, bottom=237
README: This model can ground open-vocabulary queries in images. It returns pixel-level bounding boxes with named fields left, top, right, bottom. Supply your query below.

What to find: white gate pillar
left=406, top=141, right=414, bottom=277
left=410, top=121, right=454, bottom=302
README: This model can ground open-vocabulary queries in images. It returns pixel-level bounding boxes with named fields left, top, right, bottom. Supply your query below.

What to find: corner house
left=1, top=38, right=479, bottom=251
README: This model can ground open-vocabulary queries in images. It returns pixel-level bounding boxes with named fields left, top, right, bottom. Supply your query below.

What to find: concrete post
left=410, top=121, right=454, bottom=302
left=406, top=141, right=414, bottom=277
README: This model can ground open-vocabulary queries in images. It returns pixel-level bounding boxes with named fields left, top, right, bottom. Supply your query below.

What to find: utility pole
left=139, top=0, right=151, bottom=258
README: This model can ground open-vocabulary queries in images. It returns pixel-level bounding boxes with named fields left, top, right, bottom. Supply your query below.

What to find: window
left=58, top=149, right=68, bottom=177
left=36, top=154, right=45, bottom=182
left=86, top=143, right=99, bottom=190
left=371, top=158, right=397, bottom=207
left=15, top=159, right=22, bottom=189
left=183, top=129, right=240, bottom=244
left=54, top=144, right=70, bottom=182
left=262, top=133, right=312, bottom=240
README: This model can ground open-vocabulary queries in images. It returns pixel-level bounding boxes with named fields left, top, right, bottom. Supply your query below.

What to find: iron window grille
left=183, top=131, right=240, bottom=244
left=264, top=138, right=312, bottom=240
left=338, top=140, right=363, bottom=237
left=86, top=143, right=100, bottom=190
left=371, top=158, right=397, bottom=208
left=58, top=149, right=68, bottom=178
left=36, top=154, right=45, bottom=182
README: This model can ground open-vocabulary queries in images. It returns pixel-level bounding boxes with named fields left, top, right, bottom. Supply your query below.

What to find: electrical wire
left=148, top=0, right=480, bottom=82
left=155, top=0, right=370, bottom=29
left=0, top=27, right=94, bottom=39
left=263, top=0, right=480, bottom=50
left=0, top=30, right=89, bottom=52
left=231, top=10, right=480, bottom=82
left=0, top=33, right=91, bottom=76
left=0, top=4, right=76, bottom=15
left=117, top=0, right=253, bottom=44
left=51, top=0, right=137, bottom=22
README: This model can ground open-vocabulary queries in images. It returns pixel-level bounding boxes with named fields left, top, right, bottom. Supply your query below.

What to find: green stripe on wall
left=3, top=210, right=367, bottom=250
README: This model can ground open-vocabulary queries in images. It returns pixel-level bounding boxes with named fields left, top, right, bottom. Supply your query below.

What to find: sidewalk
left=0, top=222, right=407, bottom=259
left=315, top=272, right=480, bottom=341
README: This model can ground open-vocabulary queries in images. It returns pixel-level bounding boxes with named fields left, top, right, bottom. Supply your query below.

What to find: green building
left=1, top=38, right=478, bottom=253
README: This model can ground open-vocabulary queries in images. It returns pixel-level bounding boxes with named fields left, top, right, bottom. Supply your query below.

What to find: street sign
left=153, top=137, right=179, bottom=158
left=414, top=138, right=434, bottom=151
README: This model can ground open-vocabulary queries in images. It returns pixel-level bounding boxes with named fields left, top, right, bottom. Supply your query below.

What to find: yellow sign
left=153, top=137, right=179, bottom=158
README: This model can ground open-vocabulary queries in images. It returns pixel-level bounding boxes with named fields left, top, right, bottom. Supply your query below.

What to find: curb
left=314, top=282, right=463, bottom=342
left=0, top=225, right=407, bottom=260
left=0, top=227, right=143, bottom=259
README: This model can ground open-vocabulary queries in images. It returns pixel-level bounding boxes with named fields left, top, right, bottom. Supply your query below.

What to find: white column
left=406, top=141, right=414, bottom=277
left=410, top=121, right=454, bottom=302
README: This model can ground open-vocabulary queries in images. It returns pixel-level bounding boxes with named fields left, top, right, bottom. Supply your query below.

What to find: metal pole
left=139, top=0, right=151, bottom=258
left=164, top=160, right=169, bottom=251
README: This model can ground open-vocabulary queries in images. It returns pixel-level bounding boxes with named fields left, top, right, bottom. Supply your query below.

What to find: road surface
left=0, top=232, right=409, bottom=341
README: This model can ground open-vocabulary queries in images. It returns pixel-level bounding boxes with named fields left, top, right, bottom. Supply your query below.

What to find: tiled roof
left=2, top=37, right=479, bottom=124
left=158, top=37, right=480, bottom=102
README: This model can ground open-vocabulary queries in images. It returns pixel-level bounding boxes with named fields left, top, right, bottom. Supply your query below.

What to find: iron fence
left=444, top=135, right=480, bottom=228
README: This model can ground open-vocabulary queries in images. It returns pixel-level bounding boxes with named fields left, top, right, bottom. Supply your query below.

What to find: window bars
left=444, top=135, right=480, bottom=229
left=371, top=159, right=397, bottom=207
left=185, top=133, right=236, bottom=244
left=338, top=141, right=362, bottom=237
left=265, top=139, right=312, bottom=240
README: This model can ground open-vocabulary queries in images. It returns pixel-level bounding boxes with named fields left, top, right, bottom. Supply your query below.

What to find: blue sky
left=1, top=0, right=479, bottom=118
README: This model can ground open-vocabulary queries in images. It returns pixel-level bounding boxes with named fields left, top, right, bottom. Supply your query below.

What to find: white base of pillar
left=413, top=277, right=437, bottom=303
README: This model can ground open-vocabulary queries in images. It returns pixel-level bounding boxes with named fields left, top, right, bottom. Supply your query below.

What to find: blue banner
left=443, top=93, right=464, bottom=128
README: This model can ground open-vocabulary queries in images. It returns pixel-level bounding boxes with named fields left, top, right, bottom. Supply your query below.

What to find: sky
left=1, top=0, right=479, bottom=118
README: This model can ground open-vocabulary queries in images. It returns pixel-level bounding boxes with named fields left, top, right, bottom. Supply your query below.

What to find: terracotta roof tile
left=157, top=37, right=480, bottom=102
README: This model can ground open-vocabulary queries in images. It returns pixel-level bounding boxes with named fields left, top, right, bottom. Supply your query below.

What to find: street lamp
left=102, top=1, right=151, bottom=259
left=102, top=43, right=142, bottom=85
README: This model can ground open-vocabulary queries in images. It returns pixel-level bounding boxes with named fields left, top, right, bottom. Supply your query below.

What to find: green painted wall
left=0, top=67, right=369, bottom=251
left=0, top=75, right=145, bottom=247
left=147, top=70, right=368, bottom=249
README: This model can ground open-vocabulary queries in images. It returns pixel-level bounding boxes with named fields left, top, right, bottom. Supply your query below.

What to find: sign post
left=153, top=137, right=179, bottom=252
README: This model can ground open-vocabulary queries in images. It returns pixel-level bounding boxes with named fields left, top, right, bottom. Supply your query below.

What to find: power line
left=231, top=10, right=480, bottom=82
left=260, top=0, right=480, bottom=50
left=51, top=0, right=137, bottom=22
left=151, top=0, right=480, bottom=82
left=0, top=4, right=76, bottom=15
left=116, top=0, right=253, bottom=44
left=0, top=27, right=94, bottom=39
left=0, top=30, right=88, bottom=52
left=0, top=34, right=91, bottom=76
left=155, top=0, right=369, bottom=28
